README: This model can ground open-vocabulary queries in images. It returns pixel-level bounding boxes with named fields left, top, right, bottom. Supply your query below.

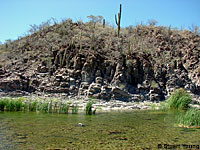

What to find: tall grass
left=15, top=99, right=23, bottom=111
left=7, top=100, right=15, bottom=111
left=86, top=100, right=96, bottom=115
left=0, top=98, right=7, bottom=111
left=167, top=88, right=192, bottom=110
left=59, top=103, right=70, bottom=114
left=0, top=97, right=75, bottom=114
left=158, top=102, right=169, bottom=111
left=72, top=105, right=78, bottom=114
left=29, top=101, right=38, bottom=112
left=38, top=103, right=48, bottom=113
left=176, top=108, right=200, bottom=127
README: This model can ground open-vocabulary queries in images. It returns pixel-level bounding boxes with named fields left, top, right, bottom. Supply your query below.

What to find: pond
left=0, top=110, right=200, bottom=150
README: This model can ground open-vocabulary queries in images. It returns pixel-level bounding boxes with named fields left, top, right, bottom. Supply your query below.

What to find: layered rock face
left=0, top=20, right=199, bottom=101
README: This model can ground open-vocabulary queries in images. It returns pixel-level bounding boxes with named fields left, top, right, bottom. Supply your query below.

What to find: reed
left=0, top=97, right=78, bottom=115
left=176, top=108, right=200, bottom=127
left=167, top=88, right=192, bottom=110
left=86, top=100, right=96, bottom=115
left=7, top=99, right=15, bottom=111
left=22, top=102, right=28, bottom=112
left=0, top=98, right=8, bottom=111
left=58, top=103, right=70, bottom=114
left=29, top=101, right=38, bottom=112
left=48, top=101, right=53, bottom=113
left=38, top=102, right=48, bottom=113
left=15, top=99, right=23, bottom=111
left=158, top=102, right=169, bottom=111
left=72, top=104, right=78, bottom=114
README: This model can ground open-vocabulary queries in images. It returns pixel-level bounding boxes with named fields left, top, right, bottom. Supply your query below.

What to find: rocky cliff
left=0, top=19, right=199, bottom=102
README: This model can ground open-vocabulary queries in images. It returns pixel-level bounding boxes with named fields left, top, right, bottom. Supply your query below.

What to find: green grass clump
left=167, top=88, right=192, bottom=110
left=7, top=100, right=16, bottom=111
left=15, top=99, right=23, bottom=111
left=0, top=98, right=8, bottom=111
left=158, top=102, right=169, bottom=111
left=151, top=103, right=157, bottom=110
left=86, top=100, right=96, bottom=115
left=72, top=105, right=78, bottom=114
left=38, top=103, right=48, bottom=113
left=59, top=103, right=70, bottom=114
left=22, top=102, right=28, bottom=112
left=0, top=98, right=24, bottom=111
left=176, top=108, right=200, bottom=127
left=29, top=101, right=38, bottom=112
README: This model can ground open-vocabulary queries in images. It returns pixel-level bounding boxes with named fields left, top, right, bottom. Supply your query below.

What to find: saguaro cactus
left=115, top=4, right=122, bottom=37
left=103, top=19, right=105, bottom=28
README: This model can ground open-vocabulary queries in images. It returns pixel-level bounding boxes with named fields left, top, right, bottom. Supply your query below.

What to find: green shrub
left=167, top=88, right=192, bottom=110
left=86, top=100, right=96, bottom=115
left=176, top=108, right=200, bottom=127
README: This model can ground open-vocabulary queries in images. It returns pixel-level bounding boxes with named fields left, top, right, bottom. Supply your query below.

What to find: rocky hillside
left=0, top=19, right=199, bottom=102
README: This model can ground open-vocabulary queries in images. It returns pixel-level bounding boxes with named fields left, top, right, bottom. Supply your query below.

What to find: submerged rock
left=78, top=123, right=85, bottom=127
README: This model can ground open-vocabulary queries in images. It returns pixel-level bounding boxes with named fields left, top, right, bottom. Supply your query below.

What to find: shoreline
left=0, top=92, right=199, bottom=112
left=0, top=93, right=161, bottom=111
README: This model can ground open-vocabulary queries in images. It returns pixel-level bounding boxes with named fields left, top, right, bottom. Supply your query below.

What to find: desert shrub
left=167, top=88, right=192, bottom=110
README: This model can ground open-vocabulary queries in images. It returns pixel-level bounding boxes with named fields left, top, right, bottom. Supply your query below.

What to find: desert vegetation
left=0, top=4, right=199, bottom=127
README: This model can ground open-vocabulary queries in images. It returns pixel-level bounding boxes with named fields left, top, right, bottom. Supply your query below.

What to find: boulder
left=111, top=87, right=131, bottom=101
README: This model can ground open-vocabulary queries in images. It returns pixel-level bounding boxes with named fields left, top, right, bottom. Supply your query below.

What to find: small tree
left=87, top=15, right=104, bottom=28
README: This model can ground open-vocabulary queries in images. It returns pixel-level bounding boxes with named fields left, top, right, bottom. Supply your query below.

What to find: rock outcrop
left=0, top=20, right=199, bottom=101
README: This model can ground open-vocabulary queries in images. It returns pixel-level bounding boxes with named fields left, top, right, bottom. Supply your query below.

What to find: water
left=0, top=110, right=200, bottom=149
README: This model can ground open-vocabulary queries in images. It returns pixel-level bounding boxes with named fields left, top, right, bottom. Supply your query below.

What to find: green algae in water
left=0, top=111, right=200, bottom=150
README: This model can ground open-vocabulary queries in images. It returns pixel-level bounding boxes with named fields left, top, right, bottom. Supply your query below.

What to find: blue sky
left=0, top=0, right=200, bottom=43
